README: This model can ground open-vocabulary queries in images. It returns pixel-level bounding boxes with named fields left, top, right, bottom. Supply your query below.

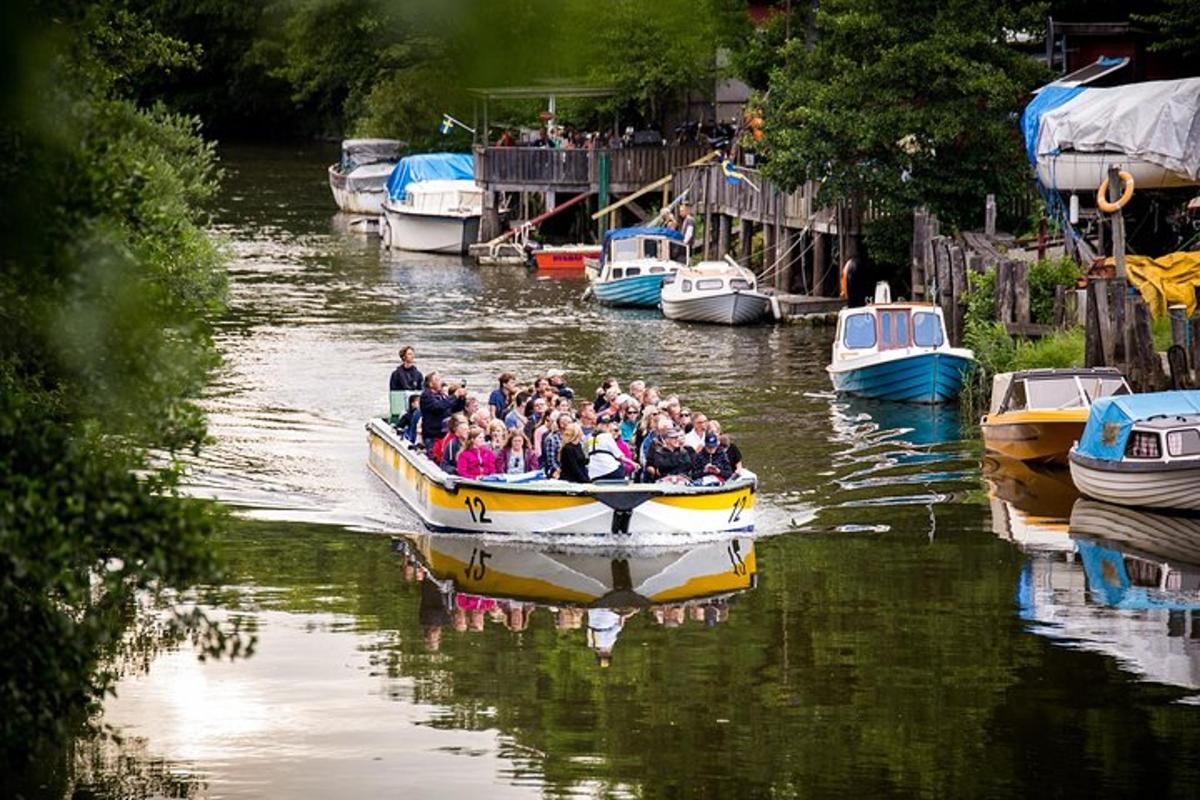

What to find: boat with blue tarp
left=1068, top=390, right=1200, bottom=511
left=826, top=284, right=974, bottom=404
left=591, top=227, right=688, bottom=307
left=380, top=153, right=481, bottom=253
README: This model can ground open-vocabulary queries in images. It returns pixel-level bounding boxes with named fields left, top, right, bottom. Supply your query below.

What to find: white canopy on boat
left=1035, top=78, right=1200, bottom=181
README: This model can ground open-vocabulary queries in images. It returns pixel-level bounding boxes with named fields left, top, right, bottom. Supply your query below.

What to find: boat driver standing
left=677, top=202, right=695, bottom=247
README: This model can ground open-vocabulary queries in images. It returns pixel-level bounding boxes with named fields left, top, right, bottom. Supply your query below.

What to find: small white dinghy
left=661, top=258, right=771, bottom=325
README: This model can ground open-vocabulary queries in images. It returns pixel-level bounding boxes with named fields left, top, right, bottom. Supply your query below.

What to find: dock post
left=949, top=244, right=967, bottom=346
left=480, top=191, right=501, bottom=241
left=1107, top=166, right=1127, bottom=280
left=763, top=223, right=776, bottom=280
left=739, top=218, right=753, bottom=261
left=985, top=194, right=996, bottom=237
left=718, top=214, right=731, bottom=259
left=777, top=228, right=794, bottom=293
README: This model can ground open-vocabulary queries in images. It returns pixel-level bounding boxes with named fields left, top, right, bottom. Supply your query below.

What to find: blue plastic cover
left=1021, top=84, right=1086, bottom=167
left=1076, top=390, right=1200, bottom=461
left=385, top=153, right=474, bottom=200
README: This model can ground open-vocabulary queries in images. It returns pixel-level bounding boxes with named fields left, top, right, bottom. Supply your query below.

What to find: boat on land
left=826, top=284, right=974, bottom=404
left=533, top=244, right=601, bottom=274
left=394, top=534, right=756, bottom=608
left=366, top=419, right=757, bottom=536
left=661, top=258, right=770, bottom=325
left=1068, top=390, right=1200, bottom=511
left=590, top=227, right=688, bottom=307
left=981, top=368, right=1131, bottom=464
left=380, top=153, right=481, bottom=254
left=328, top=139, right=405, bottom=215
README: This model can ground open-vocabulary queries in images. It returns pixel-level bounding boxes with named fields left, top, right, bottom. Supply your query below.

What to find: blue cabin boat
left=591, top=227, right=688, bottom=307
left=826, top=286, right=975, bottom=404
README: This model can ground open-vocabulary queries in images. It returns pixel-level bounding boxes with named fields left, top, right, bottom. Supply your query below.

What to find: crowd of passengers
left=389, top=346, right=744, bottom=485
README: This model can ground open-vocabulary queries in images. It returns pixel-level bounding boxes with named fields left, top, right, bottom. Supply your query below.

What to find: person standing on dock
left=678, top=203, right=695, bottom=248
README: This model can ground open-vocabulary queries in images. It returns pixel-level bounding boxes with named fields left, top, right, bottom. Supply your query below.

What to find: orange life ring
left=1096, top=170, right=1134, bottom=213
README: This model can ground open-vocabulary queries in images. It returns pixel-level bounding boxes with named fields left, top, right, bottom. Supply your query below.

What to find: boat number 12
left=463, top=496, right=492, bottom=524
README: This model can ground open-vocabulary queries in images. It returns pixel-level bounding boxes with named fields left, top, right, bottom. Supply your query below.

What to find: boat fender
left=1096, top=170, right=1134, bottom=213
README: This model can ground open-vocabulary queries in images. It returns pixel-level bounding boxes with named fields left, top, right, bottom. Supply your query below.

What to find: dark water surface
left=68, top=145, right=1200, bottom=798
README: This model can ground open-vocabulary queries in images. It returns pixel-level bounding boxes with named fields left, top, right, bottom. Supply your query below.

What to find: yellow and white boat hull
left=981, top=409, right=1088, bottom=464
left=367, top=420, right=757, bottom=535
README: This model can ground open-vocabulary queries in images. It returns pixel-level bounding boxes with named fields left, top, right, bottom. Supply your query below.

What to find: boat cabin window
left=611, top=238, right=638, bottom=261
left=912, top=312, right=944, bottom=347
left=642, top=238, right=660, bottom=259
left=877, top=309, right=911, bottom=350
left=1126, top=431, right=1162, bottom=459
left=1005, top=380, right=1028, bottom=411
left=696, top=279, right=724, bottom=291
left=681, top=280, right=693, bottom=292
left=1026, top=377, right=1084, bottom=410
left=1079, top=375, right=1130, bottom=402
left=730, top=278, right=753, bottom=291
left=625, top=267, right=642, bottom=277
left=649, top=266, right=666, bottom=274
left=1167, top=429, right=1200, bottom=457
left=611, top=267, right=624, bottom=279
left=670, top=243, right=688, bottom=263
left=843, top=313, right=877, bottom=349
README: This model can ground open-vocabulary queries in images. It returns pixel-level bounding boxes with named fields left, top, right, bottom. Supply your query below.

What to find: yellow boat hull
left=981, top=410, right=1088, bottom=464
left=367, top=420, right=757, bottom=535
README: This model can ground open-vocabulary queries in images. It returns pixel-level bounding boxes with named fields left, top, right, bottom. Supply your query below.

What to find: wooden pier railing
left=474, top=145, right=710, bottom=194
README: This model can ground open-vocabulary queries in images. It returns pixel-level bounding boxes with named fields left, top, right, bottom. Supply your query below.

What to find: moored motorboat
left=590, top=227, right=688, bottom=307
left=533, top=244, right=601, bottom=274
left=981, top=368, right=1131, bottom=463
left=826, top=284, right=974, bottom=403
left=328, top=138, right=404, bottom=215
left=366, top=419, right=756, bottom=536
left=1068, top=390, right=1200, bottom=511
left=661, top=259, right=770, bottom=325
left=379, top=153, right=480, bottom=254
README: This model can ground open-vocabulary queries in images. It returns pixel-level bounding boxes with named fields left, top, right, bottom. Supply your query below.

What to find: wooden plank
left=1131, top=298, right=1164, bottom=391
left=1012, top=261, right=1031, bottom=324
left=1053, top=285, right=1066, bottom=328
left=1169, top=304, right=1188, bottom=349
left=718, top=214, right=731, bottom=259
left=1005, top=322, right=1056, bottom=338
left=1085, top=280, right=1103, bottom=367
left=949, top=245, right=967, bottom=346
left=1112, top=279, right=1128, bottom=363
left=985, top=194, right=997, bottom=237
left=996, top=259, right=1014, bottom=323
left=911, top=208, right=928, bottom=299
left=1092, top=279, right=1114, bottom=366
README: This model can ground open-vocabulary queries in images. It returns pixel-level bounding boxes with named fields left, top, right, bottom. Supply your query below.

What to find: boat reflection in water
left=395, top=534, right=756, bottom=665
left=984, top=455, right=1078, bottom=550
left=1010, top=495, right=1200, bottom=691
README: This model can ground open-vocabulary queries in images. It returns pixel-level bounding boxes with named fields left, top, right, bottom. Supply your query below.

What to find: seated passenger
left=487, top=419, right=508, bottom=461
left=646, top=427, right=692, bottom=482
left=456, top=426, right=497, bottom=479
left=505, top=391, right=531, bottom=430
left=558, top=422, right=590, bottom=483
left=586, top=415, right=631, bottom=482
left=542, top=413, right=570, bottom=478
left=683, top=412, right=708, bottom=451
left=500, top=430, right=540, bottom=474
left=690, top=432, right=732, bottom=481
left=547, top=368, right=574, bottom=399
left=708, top=420, right=743, bottom=472
left=395, top=394, right=421, bottom=443
left=488, top=372, right=517, bottom=419
left=440, top=417, right=470, bottom=475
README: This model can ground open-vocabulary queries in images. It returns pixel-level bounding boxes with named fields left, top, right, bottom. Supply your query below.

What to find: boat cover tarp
left=600, top=226, right=683, bottom=266
left=343, top=162, right=397, bottom=194
left=1035, top=78, right=1200, bottom=180
left=1076, top=390, right=1200, bottom=461
left=340, top=139, right=404, bottom=170
left=1102, top=251, right=1200, bottom=317
left=386, top=153, right=475, bottom=201
left=1021, top=84, right=1087, bottom=166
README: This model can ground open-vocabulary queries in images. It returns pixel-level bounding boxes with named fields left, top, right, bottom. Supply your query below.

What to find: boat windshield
left=643, top=238, right=660, bottom=258
left=670, top=243, right=688, bottom=263
left=696, top=279, right=724, bottom=291
left=878, top=309, right=911, bottom=350
left=1078, top=375, right=1130, bottom=403
left=912, top=312, right=944, bottom=347
left=843, top=313, right=876, bottom=349
left=611, top=238, right=638, bottom=262
left=1026, top=377, right=1084, bottom=410
left=730, top=278, right=753, bottom=290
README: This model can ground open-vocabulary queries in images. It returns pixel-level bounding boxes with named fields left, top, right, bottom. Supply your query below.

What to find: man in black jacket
left=690, top=432, right=732, bottom=481
left=390, top=346, right=423, bottom=392
left=647, top=428, right=692, bottom=481
left=419, top=372, right=466, bottom=452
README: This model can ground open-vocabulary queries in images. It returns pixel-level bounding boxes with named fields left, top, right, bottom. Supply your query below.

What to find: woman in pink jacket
left=456, top=426, right=497, bottom=479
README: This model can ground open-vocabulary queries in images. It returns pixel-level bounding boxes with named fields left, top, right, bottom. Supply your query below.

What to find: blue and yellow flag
left=438, top=115, right=454, bottom=135
left=721, top=157, right=745, bottom=185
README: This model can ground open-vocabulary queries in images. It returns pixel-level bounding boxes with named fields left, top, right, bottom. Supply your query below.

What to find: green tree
left=1134, top=0, right=1200, bottom=61
left=758, top=0, right=1047, bottom=271
left=1, top=0, right=247, bottom=758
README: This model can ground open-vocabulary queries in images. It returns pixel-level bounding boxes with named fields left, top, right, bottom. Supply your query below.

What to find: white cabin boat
left=328, top=139, right=404, bottom=215
left=661, top=259, right=770, bottom=325
left=381, top=179, right=482, bottom=254
left=590, top=227, right=689, bottom=308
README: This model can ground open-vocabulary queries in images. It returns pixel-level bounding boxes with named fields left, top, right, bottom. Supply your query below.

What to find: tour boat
left=981, top=368, right=1131, bottom=463
left=394, top=534, right=757, bottom=608
left=366, top=419, right=756, bottom=536
left=533, top=244, right=601, bottom=274
left=327, top=139, right=404, bottom=215
left=826, top=284, right=974, bottom=403
left=661, top=259, right=770, bottom=325
left=1068, top=390, right=1200, bottom=511
left=380, top=153, right=481, bottom=254
left=590, top=227, right=688, bottom=307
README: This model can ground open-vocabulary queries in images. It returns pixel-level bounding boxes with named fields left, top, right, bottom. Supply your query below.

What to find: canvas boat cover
left=1076, top=390, right=1200, bottom=461
left=1102, top=251, right=1200, bottom=318
left=385, top=153, right=474, bottom=201
left=1034, top=78, right=1200, bottom=180
left=340, top=139, right=404, bottom=169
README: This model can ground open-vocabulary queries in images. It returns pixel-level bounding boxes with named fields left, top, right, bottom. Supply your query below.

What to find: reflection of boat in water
left=981, top=368, right=1129, bottom=464
left=1014, top=498, right=1200, bottom=690
left=1069, top=391, right=1200, bottom=512
left=982, top=455, right=1079, bottom=520
left=831, top=395, right=963, bottom=448
left=366, top=420, right=757, bottom=535
left=397, top=534, right=756, bottom=608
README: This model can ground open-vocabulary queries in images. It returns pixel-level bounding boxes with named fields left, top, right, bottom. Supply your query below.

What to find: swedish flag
left=721, top=157, right=745, bottom=185
left=438, top=115, right=454, bottom=135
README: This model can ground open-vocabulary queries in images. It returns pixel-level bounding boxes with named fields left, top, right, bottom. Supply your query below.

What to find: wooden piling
left=949, top=244, right=967, bottom=346
left=985, top=194, right=996, bottom=237
left=1012, top=261, right=1030, bottom=325
left=739, top=218, right=753, bottom=261
left=718, top=214, right=731, bottom=259
left=996, top=259, right=1014, bottom=324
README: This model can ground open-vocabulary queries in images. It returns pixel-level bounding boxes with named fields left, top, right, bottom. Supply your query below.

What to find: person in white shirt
left=683, top=412, right=708, bottom=452
left=585, top=414, right=631, bottom=481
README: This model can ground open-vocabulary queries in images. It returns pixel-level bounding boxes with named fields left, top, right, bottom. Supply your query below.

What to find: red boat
left=533, top=244, right=601, bottom=273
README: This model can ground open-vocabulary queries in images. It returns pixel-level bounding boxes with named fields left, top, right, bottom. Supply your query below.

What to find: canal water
left=65, top=145, right=1200, bottom=798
